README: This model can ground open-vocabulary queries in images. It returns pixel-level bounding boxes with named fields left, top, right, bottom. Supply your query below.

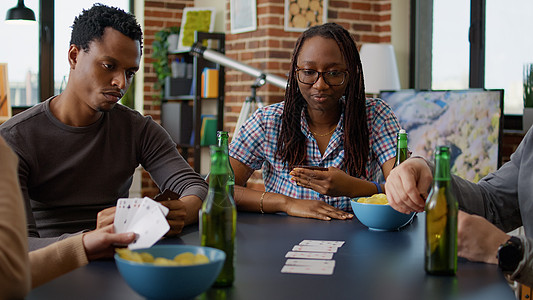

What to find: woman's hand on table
left=289, top=167, right=353, bottom=197
left=285, top=197, right=353, bottom=221
left=457, top=211, right=510, bottom=264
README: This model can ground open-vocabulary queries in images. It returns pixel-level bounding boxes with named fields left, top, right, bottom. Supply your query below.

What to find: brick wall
left=140, top=0, right=393, bottom=195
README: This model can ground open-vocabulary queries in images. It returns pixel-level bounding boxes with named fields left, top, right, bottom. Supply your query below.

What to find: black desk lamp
left=6, top=0, right=36, bottom=22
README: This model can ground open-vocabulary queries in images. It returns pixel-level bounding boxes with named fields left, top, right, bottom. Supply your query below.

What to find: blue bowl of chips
left=115, top=245, right=226, bottom=300
left=351, top=195, right=415, bottom=231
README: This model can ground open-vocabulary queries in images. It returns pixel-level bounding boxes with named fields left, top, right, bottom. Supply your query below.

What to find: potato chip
left=116, top=249, right=210, bottom=266
left=139, top=252, right=155, bottom=263
left=153, top=257, right=180, bottom=266
left=356, top=193, right=389, bottom=205
left=174, top=252, right=196, bottom=264
left=194, top=254, right=209, bottom=264
left=116, top=248, right=144, bottom=263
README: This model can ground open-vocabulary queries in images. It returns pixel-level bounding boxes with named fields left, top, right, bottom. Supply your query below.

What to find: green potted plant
left=151, top=26, right=179, bottom=100
left=523, top=63, right=533, bottom=132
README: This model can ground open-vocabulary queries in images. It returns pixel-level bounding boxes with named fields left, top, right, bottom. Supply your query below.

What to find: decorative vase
left=167, top=33, right=179, bottom=52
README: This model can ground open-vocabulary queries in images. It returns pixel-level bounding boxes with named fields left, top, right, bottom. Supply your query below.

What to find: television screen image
left=379, top=89, right=503, bottom=182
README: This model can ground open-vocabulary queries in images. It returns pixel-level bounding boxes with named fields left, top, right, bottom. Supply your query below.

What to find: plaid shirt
left=229, top=98, right=401, bottom=211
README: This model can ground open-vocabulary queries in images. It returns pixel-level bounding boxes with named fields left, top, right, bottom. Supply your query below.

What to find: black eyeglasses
left=295, top=68, right=348, bottom=86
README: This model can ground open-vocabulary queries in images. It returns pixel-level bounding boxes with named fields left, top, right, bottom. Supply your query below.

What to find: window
left=431, top=0, right=470, bottom=90
left=0, top=0, right=39, bottom=106
left=485, top=0, right=533, bottom=115
left=0, top=0, right=129, bottom=108
left=416, top=0, right=533, bottom=115
left=54, top=1, right=130, bottom=94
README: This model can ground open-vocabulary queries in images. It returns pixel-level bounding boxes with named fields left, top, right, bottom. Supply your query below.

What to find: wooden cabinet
left=161, top=32, right=225, bottom=174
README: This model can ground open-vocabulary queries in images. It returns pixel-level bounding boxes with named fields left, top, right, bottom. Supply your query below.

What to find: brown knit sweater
left=0, top=137, right=88, bottom=299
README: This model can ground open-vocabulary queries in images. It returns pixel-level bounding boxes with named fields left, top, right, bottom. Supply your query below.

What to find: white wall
left=392, top=0, right=410, bottom=89
left=195, top=0, right=226, bottom=32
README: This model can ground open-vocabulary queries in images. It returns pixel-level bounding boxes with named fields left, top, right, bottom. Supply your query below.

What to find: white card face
left=114, top=198, right=142, bottom=233
left=299, top=240, right=345, bottom=247
left=285, top=259, right=336, bottom=267
left=281, top=264, right=335, bottom=275
left=114, top=197, right=170, bottom=250
left=129, top=198, right=165, bottom=229
left=285, top=251, right=334, bottom=260
left=114, top=198, right=128, bottom=233
left=127, top=207, right=170, bottom=250
left=292, top=245, right=338, bottom=253
left=146, top=196, right=169, bottom=217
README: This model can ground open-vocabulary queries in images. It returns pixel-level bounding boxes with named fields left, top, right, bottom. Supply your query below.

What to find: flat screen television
left=379, top=89, right=504, bottom=183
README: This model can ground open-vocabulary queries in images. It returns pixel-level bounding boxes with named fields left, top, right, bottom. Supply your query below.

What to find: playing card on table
left=285, top=251, right=334, bottom=260
left=281, top=264, right=335, bottom=275
left=299, top=240, right=345, bottom=247
left=292, top=245, right=338, bottom=253
left=285, top=259, right=336, bottom=267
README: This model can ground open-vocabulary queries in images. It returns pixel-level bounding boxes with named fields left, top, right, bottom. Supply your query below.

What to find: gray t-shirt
left=451, top=128, right=533, bottom=285
left=0, top=98, right=207, bottom=250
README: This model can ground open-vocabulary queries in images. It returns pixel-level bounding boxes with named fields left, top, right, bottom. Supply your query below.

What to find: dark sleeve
left=138, top=119, right=208, bottom=199
left=453, top=137, right=524, bottom=233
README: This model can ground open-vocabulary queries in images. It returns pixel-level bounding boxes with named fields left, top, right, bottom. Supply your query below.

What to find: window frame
left=410, top=0, right=485, bottom=90
left=37, top=0, right=134, bottom=102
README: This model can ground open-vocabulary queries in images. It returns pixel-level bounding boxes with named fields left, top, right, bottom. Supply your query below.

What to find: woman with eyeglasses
left=229, top=23, right=401, bottom=220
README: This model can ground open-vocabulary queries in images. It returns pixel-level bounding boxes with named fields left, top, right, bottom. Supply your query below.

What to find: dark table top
left=28, top=212, right=516, bottom=300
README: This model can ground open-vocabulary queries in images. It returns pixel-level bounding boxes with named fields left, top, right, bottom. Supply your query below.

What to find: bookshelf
left=161, top=32, right=225, bottom=175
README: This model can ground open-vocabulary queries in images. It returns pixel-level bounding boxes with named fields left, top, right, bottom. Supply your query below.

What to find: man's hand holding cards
left=114, top=197, right=170, bottom=250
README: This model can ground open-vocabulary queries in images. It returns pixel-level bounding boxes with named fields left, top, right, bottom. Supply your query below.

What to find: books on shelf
left=190, top=114, right=217, bottom=146
left=201, top=68, right=218, bottom=98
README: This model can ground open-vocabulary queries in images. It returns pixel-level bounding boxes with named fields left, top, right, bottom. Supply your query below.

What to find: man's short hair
left=70, top=3, right=143, bottom=53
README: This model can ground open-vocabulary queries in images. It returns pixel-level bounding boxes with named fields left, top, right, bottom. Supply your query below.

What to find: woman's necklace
left=311, top=126, right=336, bottom=137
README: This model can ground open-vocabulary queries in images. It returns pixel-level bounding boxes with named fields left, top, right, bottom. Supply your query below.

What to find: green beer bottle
left=393, top=129, right=408, bottom=168
left=425, top=145, right=458, bottom=275
left=200, top=145, right=237, bottom=286
left=216, top=131, right=235, bottom=199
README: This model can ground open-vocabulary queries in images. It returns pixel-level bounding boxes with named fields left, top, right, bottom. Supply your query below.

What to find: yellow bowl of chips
left=114, top=245, right=225, bottom=300
left=351, top=194, right=415, bottom=231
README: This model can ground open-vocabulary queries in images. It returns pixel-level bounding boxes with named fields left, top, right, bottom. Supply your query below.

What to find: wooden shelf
left=161, top=32, right=225, bottom=174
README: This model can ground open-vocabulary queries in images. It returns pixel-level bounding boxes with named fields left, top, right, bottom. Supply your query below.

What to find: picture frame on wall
left=0, top=63, right=11, bottom=123
left=230, top=0, right=257, bottom=34
left=380, top=89, right=504, bottom=183
left=284, top=0, right=328, bottom=32
left=177, top=7, right=216, bottom=52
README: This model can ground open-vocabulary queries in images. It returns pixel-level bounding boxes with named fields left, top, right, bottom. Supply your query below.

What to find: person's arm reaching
left=30, top=224, right=135, bottom=288
left=385, top=156, right=433, bottom=214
